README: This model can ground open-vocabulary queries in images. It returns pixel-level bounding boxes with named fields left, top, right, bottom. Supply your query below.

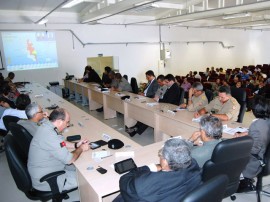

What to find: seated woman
left=80, top=65, right=102, bottom=83
left=234, top=96, right=270, bottom=192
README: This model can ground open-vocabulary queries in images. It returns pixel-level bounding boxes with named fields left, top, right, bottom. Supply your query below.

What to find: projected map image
left=1, top=32, right=59, bottom=71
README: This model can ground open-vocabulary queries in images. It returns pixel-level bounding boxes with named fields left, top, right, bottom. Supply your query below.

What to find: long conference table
left=64, top=80, right=246, bottom=141
left=22, top=82, right=246, bottom=202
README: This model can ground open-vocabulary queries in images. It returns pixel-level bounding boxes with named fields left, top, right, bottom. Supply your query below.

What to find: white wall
left=0, top=23, right=269, bottom=86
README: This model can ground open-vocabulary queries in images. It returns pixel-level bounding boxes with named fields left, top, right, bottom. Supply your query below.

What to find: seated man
left=0, top=83, right=16, bottom=108
left=17, top=103, right=48, bottom=136
left=28, top=108, right=89, bottom=192
left=158, top=74, right=180, bottom=105
left=153, top=74, right=167, bottom=101
left=4, top=72, right=17, bottom=94
left=194, top=86, right=240, bottom=121
left=113, top=138, right=202, bottom=202
left=0, top=94, right=31, bottom=131
left=188, top=115, right=223, bottom=167
left=234, top=96, right=270, bottom=192
left=139, top=70, right=159, bottom=98
left=112, top=73, right=132, bottom=92
left=126, top=74, right=180, bottom=137
left=179, top=82, right=208, bottom=112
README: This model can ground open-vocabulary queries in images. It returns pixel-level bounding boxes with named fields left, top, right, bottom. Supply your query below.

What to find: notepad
left=223, top=127, right=248, bottom=135
left=92, top=151, right=110, bottom=159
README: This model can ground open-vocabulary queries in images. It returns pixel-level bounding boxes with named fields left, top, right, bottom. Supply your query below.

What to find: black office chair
left=1, top=115, right=20, bottom=152
left=9, top=122, right=33, bottom=158
left=3, top=115, right=20, bottom=132
left=202, top=136, right=253, bottom=200
left=178, top=87, right=185, bottom=105
left=230, top=87, right=247, bottom=123
left=181, top=175, right=229, bottom=202
left=256, top=141, right=270, bottom=202
left=130, top=77, right=139, bottom=94
left=204, top=89, right=214, bottom=103
left=123, top=75, right=128, bottom=81
left=4, top=134, right=77, bottom=202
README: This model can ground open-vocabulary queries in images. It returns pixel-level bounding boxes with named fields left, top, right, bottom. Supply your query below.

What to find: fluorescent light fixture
left=153, top=2, right=184, bottom=9
left=37, top=18, right=48, bottom=24
left=223, top=13, right=251, bottom=20
left=62, top=0, right=85, bottom=8
left=134, top=1, right=151, bottom=7
left=134, top=1, right=184, bottom=9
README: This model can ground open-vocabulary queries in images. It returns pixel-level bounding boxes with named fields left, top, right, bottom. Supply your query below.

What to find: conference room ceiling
left=0, top=0, right=270, bottom=30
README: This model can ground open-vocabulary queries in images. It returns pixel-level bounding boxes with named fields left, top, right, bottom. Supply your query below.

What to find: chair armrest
left=40, top=170, right=65, bottom=196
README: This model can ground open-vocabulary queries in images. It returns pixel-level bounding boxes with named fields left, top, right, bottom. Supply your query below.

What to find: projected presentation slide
left=1, top=31, right=59, bottom=71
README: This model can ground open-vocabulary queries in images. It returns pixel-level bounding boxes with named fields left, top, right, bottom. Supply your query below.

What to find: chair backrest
left=178, top=87, right=185, bottom=105
left=181, top=175, right=229, bottom=202
left=204, top=89, right=214, bottom=103
left=130, top=77, right=139, bottom=94
left=3, top=115, right=20, bottom=131
left=9, top=122, right=33, bottom=158
left=230, top=87, right=247, bottom=123
left=202, top=136, right=253, bottom=198
left=260, top=141, right=270, bottom=177
left=4, top=134, right=32, bottom=193
left=123, top=75, right=128, bottom=82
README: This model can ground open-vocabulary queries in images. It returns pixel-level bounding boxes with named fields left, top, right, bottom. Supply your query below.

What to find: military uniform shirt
left=205, top=96, right=240, bottom=121
left=187, top=92, right=208, bottom=112
left=28, top=121, right=73, bottom=191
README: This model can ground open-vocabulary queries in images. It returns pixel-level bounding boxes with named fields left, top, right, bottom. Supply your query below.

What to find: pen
left=101, top=155, right=113, bottom=159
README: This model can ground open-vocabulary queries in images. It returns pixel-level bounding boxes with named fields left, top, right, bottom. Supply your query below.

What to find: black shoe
left=126, top=127, right=138, bottom=137
left=237, top=178, right=255, bottom=193
left=129, top=131, right=137, bottom=137
left=125, top=126, right=137, bottom=133
left=96, top=107, right=103, bottom=112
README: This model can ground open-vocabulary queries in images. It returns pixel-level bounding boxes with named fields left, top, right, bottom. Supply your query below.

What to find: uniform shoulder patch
left=60, top=141, right=66, bottom=148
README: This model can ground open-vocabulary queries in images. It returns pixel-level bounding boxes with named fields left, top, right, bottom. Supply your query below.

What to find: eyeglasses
left=36, top=110, right=43, bottom=114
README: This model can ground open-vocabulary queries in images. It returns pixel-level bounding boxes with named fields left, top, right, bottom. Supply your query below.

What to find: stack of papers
left=92, top=151, right=110, bottom=159
left=223, top=127, right=248, bottom=135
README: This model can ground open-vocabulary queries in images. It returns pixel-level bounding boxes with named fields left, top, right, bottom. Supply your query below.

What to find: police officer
left=179, top=82, right=208, bottom=112
left=194, top=86, right=240, bottom=122
left=28, top=108, right=89, bottom=192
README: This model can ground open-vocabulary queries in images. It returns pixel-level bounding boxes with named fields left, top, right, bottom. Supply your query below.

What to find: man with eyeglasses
left=17, top=103, right=48, bottom=136
left=113, top=138, right=202, bottom=202
left=188, top=115, right=223, bottom=167
left=28, top=108, right=89, bottom=192
left=179, top=82, right=208, bottom=111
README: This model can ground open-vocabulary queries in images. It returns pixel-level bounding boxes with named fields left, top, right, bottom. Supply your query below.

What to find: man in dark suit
left=126, top=74, right=181, bottom=137
left=139, top=70, right=159, bottom=98
left=159, top=74, right=181, bottom=105
left=113, top=138, right=202, bottom=202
